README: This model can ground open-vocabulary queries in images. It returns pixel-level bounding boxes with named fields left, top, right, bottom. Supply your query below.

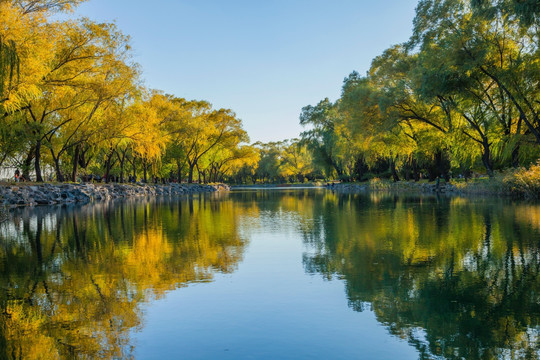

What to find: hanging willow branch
left=0, top=35, right=20, bottom=99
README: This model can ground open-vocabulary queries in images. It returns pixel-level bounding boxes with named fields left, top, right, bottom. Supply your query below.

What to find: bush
left=504, top=161, right=540, bottom=199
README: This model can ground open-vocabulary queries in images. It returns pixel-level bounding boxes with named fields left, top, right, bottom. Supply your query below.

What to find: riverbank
left=328, top=174, right=539, bottom=199
left=329, top=163, right=540, bottom=199
left=327, top=180, right=458, bottom=194
left=0, top=183, right=230, bottom=207
left=231, top=183, right=322, bottom=190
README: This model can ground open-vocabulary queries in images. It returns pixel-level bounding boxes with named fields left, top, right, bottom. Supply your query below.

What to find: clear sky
left=71, top=0, right=419, bottom=143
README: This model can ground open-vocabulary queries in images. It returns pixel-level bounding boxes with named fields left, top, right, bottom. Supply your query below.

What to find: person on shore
left=14, top=169, right=20, bottom=182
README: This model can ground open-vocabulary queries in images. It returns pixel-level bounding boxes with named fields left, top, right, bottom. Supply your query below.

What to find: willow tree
left=252, top=141, right=287, bottom=183
left=411, top=0, right=540, bottom=149
left=0, top=0, right=84, bottom=112
left=226, top=145, right=260, bottom=184
left=471, top=0, right=540, bottom=26
left=279, top=139, right=314, bottom=183
left=300, top=98, right=356, bottom=179
left=45, top=23, right=139, bottom=182
left=0, top=33, right=24, bottom=167
left=18, top=19, right=137, bottom=181
left=198, top=132, right=252, bottom=184
left=158, top=95, right=194, bottom=182
left=221, top=145, right=260, bottom=184
left=172, top=105, right=246, bottom=183
left=115, top=94, right=169, bottom=183
left=340, top=72, right=417, bottom=181
left=0, top=0, right=53, bottom=169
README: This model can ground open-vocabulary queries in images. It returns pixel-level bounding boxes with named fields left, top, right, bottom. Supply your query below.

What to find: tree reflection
left=302, top=193, right=540, bottom=359
left=0, top=195, right=248, bottom=359
left=2, top=190, right=538, bottom=359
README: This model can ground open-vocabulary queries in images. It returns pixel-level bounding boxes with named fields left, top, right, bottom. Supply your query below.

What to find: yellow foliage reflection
left=0, top=194, right=248, bottom=359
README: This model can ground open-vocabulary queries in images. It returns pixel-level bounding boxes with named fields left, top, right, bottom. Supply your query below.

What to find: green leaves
left=299, top=0, right=539, bottom=181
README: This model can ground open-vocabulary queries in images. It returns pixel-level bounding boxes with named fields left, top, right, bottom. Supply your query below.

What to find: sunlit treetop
left=10, top=0, right=87, bottom=14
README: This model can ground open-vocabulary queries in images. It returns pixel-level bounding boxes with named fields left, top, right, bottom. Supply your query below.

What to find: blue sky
left=72, top=0, right=419, bottom=143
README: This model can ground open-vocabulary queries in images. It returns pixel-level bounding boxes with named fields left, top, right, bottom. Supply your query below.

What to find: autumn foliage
left=0, top=0, right=254, bottom=183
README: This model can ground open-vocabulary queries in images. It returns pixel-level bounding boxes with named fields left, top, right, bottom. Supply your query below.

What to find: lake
left=1, top=189, right=540, bottom=359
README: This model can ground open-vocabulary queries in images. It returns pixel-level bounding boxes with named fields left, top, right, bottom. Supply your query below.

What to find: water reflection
left=300, top=192, right=540, bottom=359
left=0, top=195, right=248, bottom=359
left=1, top=190, right=540, bottom=359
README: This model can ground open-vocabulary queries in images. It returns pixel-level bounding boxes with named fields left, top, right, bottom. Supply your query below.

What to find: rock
left=0, top=183, right=229, bottom=208
left=35, top=198, right=51, bottom=205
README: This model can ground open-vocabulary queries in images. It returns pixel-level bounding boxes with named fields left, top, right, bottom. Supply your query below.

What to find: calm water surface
left=1, top=190, right=540, bottom=359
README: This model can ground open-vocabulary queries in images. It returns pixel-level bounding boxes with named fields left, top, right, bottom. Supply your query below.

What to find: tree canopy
left=0, top=0, right=538, bottom=184
left=0, top=0, right=252, bottom=183
left=294, top=0, right=539, bottom=182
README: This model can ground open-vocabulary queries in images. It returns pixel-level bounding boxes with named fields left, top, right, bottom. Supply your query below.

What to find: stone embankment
left=0, top=183, right=230, bottom=207
left=326, top=182, right=457, bottom=194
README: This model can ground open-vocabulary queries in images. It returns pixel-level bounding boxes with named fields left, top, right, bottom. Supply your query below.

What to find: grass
left=453, top=176, right=507, bottom=195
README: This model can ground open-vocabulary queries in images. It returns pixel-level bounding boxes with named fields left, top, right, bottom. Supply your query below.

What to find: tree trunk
left=333, top=162, right=343, bottom=178
left=390, top=159, right=400, bottom=182
left=71, top=145, right=80, bottom=182
left=188, top=162, right=195, bottom=184
left=196, top=163, right=202, bottom=184
left=132, top=157, right=137, bottom=180
left=119, top=151, right=126, bottom=183
left=52, top=155, right=64, bottom=182
left=143, top=159, right=148, bottom=183
left=119, top=161, right=124, bottom=183
left=481, top=140, right=494, bottom=177
left=35, top=140, right=43, bottom=182
left=105, top=154, right=112, bottom=183
left=176, top=159, right=183, bottom=183
left=511, top=145, right=520, bottom=168
left=512, top=115, right=523, bottom=168
left=201, top=167, right=207, bottom=184
left=412, top=159, right=420, bottom=182
left=22, top=148, right=34, bottom=181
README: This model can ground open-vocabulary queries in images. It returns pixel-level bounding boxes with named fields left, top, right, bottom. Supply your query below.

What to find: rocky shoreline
left=0, top=183, right=230, bottom=207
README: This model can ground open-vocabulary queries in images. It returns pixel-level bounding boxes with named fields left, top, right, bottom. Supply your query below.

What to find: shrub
left=504, top=161, right=540, bottom=199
